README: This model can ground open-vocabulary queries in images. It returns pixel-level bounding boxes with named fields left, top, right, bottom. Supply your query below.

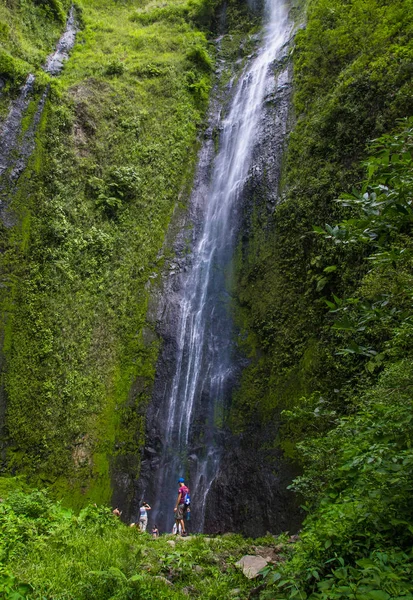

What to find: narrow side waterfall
left=136, top=0, right=293, bottom=533
left=0, top=7, right=77, bottom=224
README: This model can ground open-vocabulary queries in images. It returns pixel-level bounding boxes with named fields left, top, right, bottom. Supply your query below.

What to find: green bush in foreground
left=261, top=360, right=413, bottom=600
left=0, top=483, right=271, bottom=599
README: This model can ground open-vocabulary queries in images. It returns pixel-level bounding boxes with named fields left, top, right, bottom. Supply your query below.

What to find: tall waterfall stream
left=137, top=0, right=294, bottom=533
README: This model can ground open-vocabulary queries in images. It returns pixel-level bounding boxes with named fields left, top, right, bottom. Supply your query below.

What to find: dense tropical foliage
left=1, top=0, right=413, bottom=596
left=259, top=122, right=413, bottom=599
left=230, top=0, right=413, bottom=595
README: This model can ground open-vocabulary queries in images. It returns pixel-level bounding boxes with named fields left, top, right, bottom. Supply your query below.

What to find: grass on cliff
left=0, top=0, right=71, bottom=106
left=0, top=0, right=220, bottom=503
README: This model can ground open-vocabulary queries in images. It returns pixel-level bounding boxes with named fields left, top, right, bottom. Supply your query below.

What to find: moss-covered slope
left=0, top=0, right=219, bottom=505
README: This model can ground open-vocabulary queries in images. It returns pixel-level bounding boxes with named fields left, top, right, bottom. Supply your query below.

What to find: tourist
left=174, top=477, right=189, bottom=536
left=172, top=521, right=182, bottom=535
left=139, top=502, right=151, bottom=532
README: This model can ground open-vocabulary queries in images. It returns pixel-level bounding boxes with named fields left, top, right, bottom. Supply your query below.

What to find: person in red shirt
left=174, top=477, right=189, bottom=536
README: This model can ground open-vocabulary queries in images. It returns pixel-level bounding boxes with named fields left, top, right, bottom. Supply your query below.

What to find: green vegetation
left=0, top=0, right=221, bottom=503
left=0, top=0, right=69, bottom=100
left=0, top=0, right=262, bottom=508
left=258, top=123, right=413, bottom=598
left=232, top=0, right=413, bottom=436
left=2, top=0, right=413, bottom=596
left=229, top=0, right=413, bottom=596
left=0, top=483, right=273, bottom=599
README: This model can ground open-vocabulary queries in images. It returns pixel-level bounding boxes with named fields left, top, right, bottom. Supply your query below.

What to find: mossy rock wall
left=0, top=0, right=222, bottom=507
left=230, top=0, right=413, bottom=453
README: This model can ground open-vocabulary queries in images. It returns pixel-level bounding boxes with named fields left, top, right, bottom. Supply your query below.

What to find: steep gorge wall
left=230, top=0, right=413, bottom=459
left=0, top=0, right=222, bottom=506
left=202, top=10, right=305, bottom=536
left=3, top=0, right=412, bottom=535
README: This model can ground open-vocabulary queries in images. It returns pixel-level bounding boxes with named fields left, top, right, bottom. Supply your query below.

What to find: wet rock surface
left=130, top=3, right=303, bottom=537
left=203, top=431, right=302, bottom=536
left=200, top=47, right=304, bottom=538
left=44, top=7, right=78, bottom=76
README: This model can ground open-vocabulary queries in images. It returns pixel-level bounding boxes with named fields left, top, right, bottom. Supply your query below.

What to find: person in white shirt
left=139, top=502, right=151, bottom=532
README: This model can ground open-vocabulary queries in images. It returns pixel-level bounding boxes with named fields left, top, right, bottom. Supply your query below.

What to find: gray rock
left=235, top=555, right=268, bottom=579
left=166, top=540, right=176, bottom=548
left=154, top=576, right=173, bottom=586
left=253, top=546, right=281, bottom=562
left=145, top=446, right=157, bottom=455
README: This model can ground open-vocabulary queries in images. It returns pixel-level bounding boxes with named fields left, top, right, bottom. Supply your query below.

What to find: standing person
left=139, top=502, right=151, bottom=532
left=172, top=521, right=181, bottom=535
left=174, top=477, right=189, bottom=536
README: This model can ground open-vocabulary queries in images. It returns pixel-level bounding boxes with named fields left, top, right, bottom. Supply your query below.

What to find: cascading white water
left=0, top=7, right=77, bottom=223
left=142, top=0, right=292, bottom=532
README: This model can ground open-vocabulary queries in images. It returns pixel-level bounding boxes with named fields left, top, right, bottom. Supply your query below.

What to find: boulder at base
left=235, top=555, right=268, bottom=579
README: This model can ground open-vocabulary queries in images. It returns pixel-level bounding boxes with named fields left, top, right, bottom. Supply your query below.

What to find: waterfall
left=138, top=0, right=293, bottom=533
left=0, top=7, right=77, bottom=224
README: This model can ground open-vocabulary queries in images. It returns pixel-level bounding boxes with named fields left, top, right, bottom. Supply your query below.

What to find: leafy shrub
left=104, top=60, right=125, bottom=77
left=186, top=71, right=210, bottom=106
left=314, top=118, right=413, bottom=369
left=7, top=489, right=53, bottom=519
left=89, top=167, right=141, bottom=216
left=76, top=504, right=118, bottom=531
left=34, top=0, right=66, bottom=23
left=95, top=193, right=123, bottom=216
left=186, top=45, right=213, bottom=71
left=107, top=166, right=141, bottom=201
left=0, top=22, right=10, bottom=44
left=0, top=50, right=29, bottom=85
left=0, top=567, right=32, bottom=600
left=133, top=63, right=166, bottom=78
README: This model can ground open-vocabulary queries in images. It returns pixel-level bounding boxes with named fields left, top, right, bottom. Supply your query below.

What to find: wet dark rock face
left=130, top=14, right=303, bottom=536
left=129, top=149, right=222, bottom=527
left=44, top=7, right=77, bottom=76
left=205, top=434, right=302, bottom=537
left=203, top=52, right=303, bottom=537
